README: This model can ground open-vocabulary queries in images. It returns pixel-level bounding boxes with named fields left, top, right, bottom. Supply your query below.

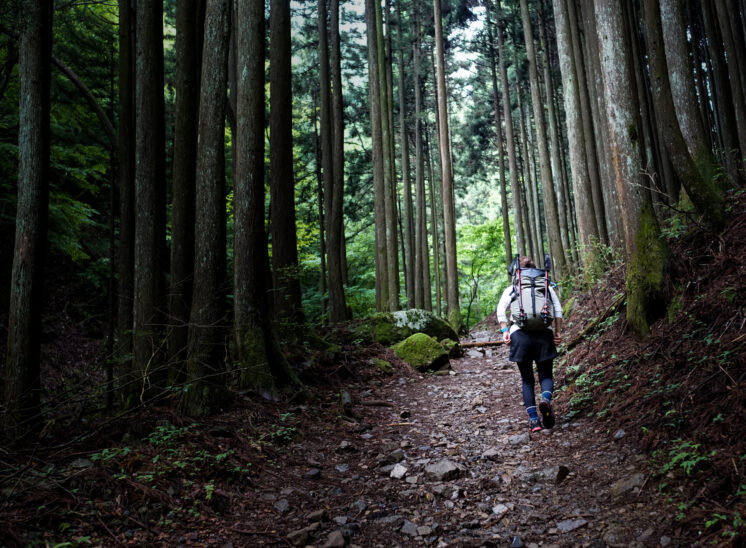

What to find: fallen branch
left=460, top=340, right=505, bottom=348
left=360, top=400, right=394, bottom=407
left=566, top=293, right=626, bottom=350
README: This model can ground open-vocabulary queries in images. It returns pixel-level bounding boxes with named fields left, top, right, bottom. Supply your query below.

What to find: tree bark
left=595, top=0, right=667, bottom=337
left=270, top=0, right=304, bottom=324
left=520, top=0, right=566, bottom=276
left=433, top=0, right=460, bottom=329
left=552, top=0, right=598, bottom=266
left=4, top=0, right=53, bottom=438
left=182, top=0, right=229, bottom=416
left=169, top=0, right=205, bottom=381
left=133, top=0, right=167, bottom=398
left=644, top=0, right=727, bottom=230
left=365, top=0, right=389, bottom=311
left=234, top=0, right=297, bottom=393
left=117, top=0, right=135, bottom=396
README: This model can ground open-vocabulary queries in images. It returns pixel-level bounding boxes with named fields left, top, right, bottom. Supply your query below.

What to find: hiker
left=496, top=255, right=563, bottom=432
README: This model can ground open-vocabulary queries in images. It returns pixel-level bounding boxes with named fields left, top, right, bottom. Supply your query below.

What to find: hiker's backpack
left=508, top=254, right=554, bottom=331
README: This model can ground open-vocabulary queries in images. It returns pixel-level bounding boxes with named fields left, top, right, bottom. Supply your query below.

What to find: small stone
left=492, top=503, right=509, bottom=518
left=425, top=458, right=463, bottom=481
left=509, top=433, right=530, bottom=445
left=482, top=448, right=500, bottom=461
left=401, top=520, right=419, bottom=536
left=609, top=473, right=645, bottom=498
left=274, top=499, right=290, bottom=514
left=417, top=525, right=432, bottom=536
left=510, top=536, right=525, bottom=548
left=303, top=468, right=321, bottom=480
left=388, top=448, right=405, bottom=463
left=614, top=429, right=626, bottom=440
left=333, top=516, right=347, bottom=525
left=322, top=530, right=345, bottom=548
left=390, top=463, right=408, bottom=479
left=307, top=509, right=328, bottom=522
left=71, top=458, right=94, bottom=469
left=556, top=518, right=588, bottom=533
left=556, top=465, right=570, bottom=484
left=335, top=463, right=350, bottom=473
left=287, top=527, right=311, bottom=546
left=660, top=536, right=672, bottom=546
left=337, top=440, right=357, bottom=452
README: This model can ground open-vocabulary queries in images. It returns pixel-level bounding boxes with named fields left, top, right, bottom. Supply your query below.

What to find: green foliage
left=653, top=438, right=715, bottom=477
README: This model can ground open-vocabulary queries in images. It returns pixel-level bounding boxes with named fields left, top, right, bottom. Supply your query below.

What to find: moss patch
left=392, top=333, right=449, bottom=371
left=372, top=358, right=393, bottom=375
left=440, top=338, right=461, bottom=358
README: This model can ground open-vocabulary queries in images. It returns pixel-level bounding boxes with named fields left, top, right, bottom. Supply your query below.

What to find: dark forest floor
left=2, top=192, right=746, bottom=547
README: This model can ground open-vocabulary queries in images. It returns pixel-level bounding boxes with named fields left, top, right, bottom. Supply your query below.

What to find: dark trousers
left=517, top=359, right=554, bottom=409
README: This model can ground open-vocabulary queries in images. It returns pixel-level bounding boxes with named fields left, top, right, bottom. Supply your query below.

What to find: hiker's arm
left=553, top=318, right=562, bottom=344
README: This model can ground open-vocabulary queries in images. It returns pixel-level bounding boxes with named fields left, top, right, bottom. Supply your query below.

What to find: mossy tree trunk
left=595, top=0, right=667, bottom=337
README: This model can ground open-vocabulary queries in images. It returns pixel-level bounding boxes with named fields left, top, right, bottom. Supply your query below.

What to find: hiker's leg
left=517, top=359, right=538, bottom=414
left=537, top=359, right=554, bottom=402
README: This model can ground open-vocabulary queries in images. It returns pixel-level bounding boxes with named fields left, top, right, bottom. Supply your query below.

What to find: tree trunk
left=552, top=0, right=598, bottom=266
left=520, top=0, right=566, bottom=276
left=270, top=0, right=304, bottom=324
left=644, top=0, right=727, bottom=230
left=133, top=0, right=167, bottom=398
left=713, top=0, right=746, bottom=164
left=365, top=0, right=389, bottom=311
left=413, top=2, right=426, bottom=309
left=595, top=0, right=667, bottom=337
left=234, top=0, right=298, bottom=393
left=312, top=92, right=327, bottom=320
left=169, top=0, right=205, bottom=381
left=433, top=0, right=460, bottom=329
left=486, top=4, right=512, bottom=268
left=425, top=119, right=440, bottom=315
left=117, top=0, right=135, bottom=397
left=182, top=0, right=229, bottom=416
left=376, top=0, right=399, bottom=311
left=4, top=0, right=53, bottom=438
left=328, top=0, right=347, bottom=321
left=398, top=0, right=415, bottom=310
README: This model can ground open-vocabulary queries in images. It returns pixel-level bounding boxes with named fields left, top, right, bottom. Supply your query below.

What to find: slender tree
left=168, top=0, right=205, bottom=379
left=270, top=0, right=304, bottom=323
left=520, top=0, right=566, bottom=276
left=433, top=0, right=460, bottom=329
left=234, top=0, right=297, bottom=392
left=182, top=0, right=229, bottom=416
left=133, top=0, right=167, bottom=397
left=4, top=0, right=53, bottom=438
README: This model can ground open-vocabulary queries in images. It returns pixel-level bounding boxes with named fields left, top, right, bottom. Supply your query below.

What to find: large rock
left=356, top=309, right=459, bottom=346
left=392, top=333, right=450, bottom=371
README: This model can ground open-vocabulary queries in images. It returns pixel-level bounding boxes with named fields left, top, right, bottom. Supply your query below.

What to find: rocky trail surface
left=239, top=336, right=677, bottom=548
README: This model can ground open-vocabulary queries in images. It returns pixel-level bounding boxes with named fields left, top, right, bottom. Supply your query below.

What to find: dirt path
left=239, top=341, right=677, bottom=548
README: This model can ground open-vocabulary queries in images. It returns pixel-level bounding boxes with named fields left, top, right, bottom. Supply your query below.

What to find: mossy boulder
left=356, top=309, right=459, bottom=346
left=440, top=338, right=462, bottom=358
left=391, top=333, right=450, bottom=371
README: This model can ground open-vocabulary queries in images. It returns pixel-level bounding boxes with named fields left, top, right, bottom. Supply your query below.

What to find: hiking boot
left=539, top=398, right=555, bottom=429
left=529, top=418, right=542, bottom=432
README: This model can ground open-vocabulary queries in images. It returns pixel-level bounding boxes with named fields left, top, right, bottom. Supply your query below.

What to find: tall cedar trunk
left=270, top=0, right=304, bottom=323
left=552, top=0, right=598, bottom=266
left=573, top=0, right=610, bottom=246
left=596, top=0, right=667, bottom=337
left=329, top=0, right=347, bottom=321
left=433, top=0, right=460, bottom=329
left=659, top=0, right=715, bottom=168
left=398, top=0, right=415, bottom=309
left=4, top=0, right=52, bottom=438
left=714, top=0, right=746, bottom=159
left=495, top=0, right=524, bottom=256
left=515, top=80, right=538, bottom=259
left=626, top=3, right=655, bottom=175
left=688, top=7, right=714, bottom=151
left=376, top=0, right=399, bottom=311
left=365, top=0, right=389, bottom=311
left=486, top=4, right=512, bottom=268
left=424, top=122, right=440, bottom=314
left=385, top=1, right=400, bottom=303
left=701, top=2, right=742, bottom=172
left=644, top=1, right=727, bottom=230
left=117, top=0, right=135, bottom=394
left=520, top=0, right=566, bottom=276
left=413, top=2, right=426, bottom=308
left=312, top=93, right=327, bottom=320
left=318, top=0, right=334, bottom=315
left=133, top=0, right=167, bottom=397
left=234, top=0, right=297, bottom=392
left=539, top=9, right=571, bottom=270
left=169, top=0, right=205, bottom=380
left=182, top=0, right=229, bottom=416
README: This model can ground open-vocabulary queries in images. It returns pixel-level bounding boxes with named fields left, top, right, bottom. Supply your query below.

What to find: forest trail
left=242, top=336, right=676, bottom=548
